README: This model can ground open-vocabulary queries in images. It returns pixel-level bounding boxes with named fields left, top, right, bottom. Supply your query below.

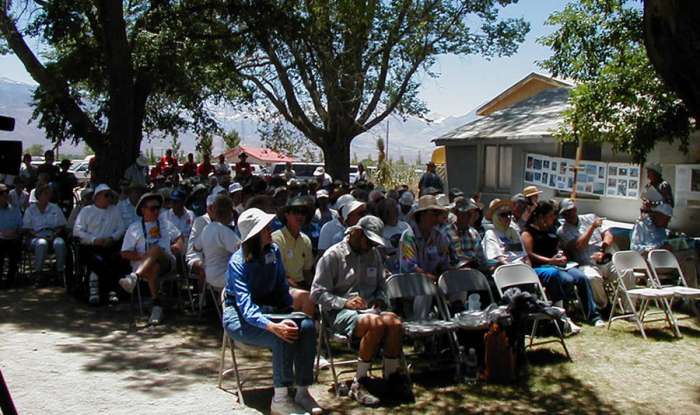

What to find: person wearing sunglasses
left=119, top=192, right=184, bottom=325
left=272, top=197, right=316, bottom=316
left=482, top=199, right=528, bottom=269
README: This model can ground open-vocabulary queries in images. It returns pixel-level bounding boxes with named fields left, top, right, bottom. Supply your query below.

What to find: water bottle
left=89, top=272, right=99, bottom=305
left=468, top=293, right=481, bottom=311
left=465, top=347, right=478, bottom=384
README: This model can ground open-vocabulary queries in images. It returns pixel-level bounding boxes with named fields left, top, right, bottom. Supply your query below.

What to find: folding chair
left=437, top=269, right=495, bottom=329
left=647, top=249, right=700, bottom=316
left=217, top=290, right=273, bottom=405
left=492, top=263, right=572, bottom=361
left=609, top=251, right=680, bottom=339
left=198, top=282, right=223, bottom=320
left=385, top=273, right=460, bottom=379
left=131, top=253, right=192, bottom=318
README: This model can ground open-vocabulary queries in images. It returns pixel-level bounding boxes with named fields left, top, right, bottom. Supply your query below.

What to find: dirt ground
left=1, top=286, right=699, bottom=415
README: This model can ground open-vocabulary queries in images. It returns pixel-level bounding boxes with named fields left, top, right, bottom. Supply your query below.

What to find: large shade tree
left=539, top=0, right=693, bottom=163
left=217, top=0, right=529, bottom=180
left=0, top=0, right=228, bottom=185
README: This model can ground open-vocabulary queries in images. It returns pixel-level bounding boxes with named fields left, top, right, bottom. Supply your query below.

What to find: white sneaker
left=317, top=356, right=330, bottom=369
left=119, top=272, right=138, bottom=294
left=295, top=391, right=322, bottom=414
left=149, top=305, right=164, bottom=325
left=270, top=398, right=309, bottom=415
left=563, top=317, right=582, bottom=336
left=593, top=318, right=606, bottom=328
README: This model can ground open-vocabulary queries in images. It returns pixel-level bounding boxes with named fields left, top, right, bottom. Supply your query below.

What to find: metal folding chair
left=609, top=251, right=680, bottom=339
left=385, top=273, right=460, bottom=379
left=647, top=249, right=700, bottom=316
left=493, top=263, right=572, bottom=361
left=217, top=290, right=271, bottom=404
left=437, top=269, right=495, bottom=330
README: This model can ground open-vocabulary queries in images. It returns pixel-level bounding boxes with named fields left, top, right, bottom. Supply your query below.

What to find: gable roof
left=475, top=72, right=573, bottom=116
left=223, top=145, right=296, bottom=163
left=433, top=87, right=571, bottom=144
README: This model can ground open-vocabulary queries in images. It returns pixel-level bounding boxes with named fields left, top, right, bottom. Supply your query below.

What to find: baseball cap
left=94, top=183, right=113, bottom=196
left=558, top=198, right=576, bottom=214
left=453, top=196, right=479, bottom=213
left=228, top=182, right=243, bottom=194
left=316, top=189, right=329, bottom=199
left=346, top=215, right=386, bottom=247
left=398, top=191, right=414, bottom=206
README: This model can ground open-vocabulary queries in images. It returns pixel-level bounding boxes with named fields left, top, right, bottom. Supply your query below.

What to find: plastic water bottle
left=88, top=272, right=99, bottom=305
left=468, top=293, right=481, bottom=311
left=465, top=347, right=478, bottom=384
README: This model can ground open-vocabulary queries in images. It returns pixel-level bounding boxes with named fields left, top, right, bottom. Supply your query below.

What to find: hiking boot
left=294, top=390, right=322, bottom=414
left=350, top=377, right=380, bottom=406
left=270, top=398, right=308, bottom=415
left=385, top=372, right=414, bottom=402
left=119, top=272, right=138, bottom=294
left=88, top=272, right=100, bottom=305
left=149, top=305, right=164, bottom=325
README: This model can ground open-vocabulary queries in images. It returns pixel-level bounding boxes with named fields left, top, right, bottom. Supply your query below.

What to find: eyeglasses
left=498, top=211, right=513, bottom=218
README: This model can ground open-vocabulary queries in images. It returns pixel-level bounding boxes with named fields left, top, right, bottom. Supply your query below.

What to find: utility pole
left=385, top=120, right=389, bottom=161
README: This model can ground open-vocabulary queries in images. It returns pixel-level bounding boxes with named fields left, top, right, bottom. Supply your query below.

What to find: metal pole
left=385, top=120, right=389, bottom=161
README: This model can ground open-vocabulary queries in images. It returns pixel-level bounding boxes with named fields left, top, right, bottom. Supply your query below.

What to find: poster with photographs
left=606, top=162, right=641, bottom=199
left=674, top=164, right=700, bottom=207
left=524, top=154, right=554, bottom=189
left=574, top=161, right=607, bottom=196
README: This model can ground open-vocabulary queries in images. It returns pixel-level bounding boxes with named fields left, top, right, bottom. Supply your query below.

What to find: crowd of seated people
left=2, top=148, right=699, bottom=415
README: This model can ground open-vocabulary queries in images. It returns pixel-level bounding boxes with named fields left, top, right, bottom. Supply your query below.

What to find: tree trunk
left=321, top=138, right=351, bottom=183
left=644, top=0, right=700, bottom=121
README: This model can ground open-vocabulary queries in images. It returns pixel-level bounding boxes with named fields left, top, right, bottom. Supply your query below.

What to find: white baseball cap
left=210, top=185, right=226, bottom=196
left=316, top=189, right=329, bottom=199
left=228, top=182, right=243, bottom=194
left=238, top=208, right=276, bottom=243
left=94, top=183, right=113, bottom=195
left=206, top=194, right=217, bottom=207
left=313, top=166, right=325, bottom=177
left=334, top=193, right=356, bottom=212
left=342, top=200, right=367, bottom=221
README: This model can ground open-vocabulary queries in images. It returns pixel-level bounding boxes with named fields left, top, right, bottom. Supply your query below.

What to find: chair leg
left=323, top=330, right=340, bottom=395
left=229, top=337, right=245, bottom=405
left=217, top=332, right=228, bottom=389
left=529, top=320, right=539, bottom=348
left=660, top=297, right=682, bottom=338
left=209, top=286, right=222, bottom=321
left=552, top=318, right=572, bottom=361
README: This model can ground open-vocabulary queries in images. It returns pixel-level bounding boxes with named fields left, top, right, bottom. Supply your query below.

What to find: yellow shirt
left=272, top=226, right=314, bottom=283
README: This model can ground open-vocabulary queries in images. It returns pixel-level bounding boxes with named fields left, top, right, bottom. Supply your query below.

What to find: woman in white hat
left=223, top=208, right=321, bottom=415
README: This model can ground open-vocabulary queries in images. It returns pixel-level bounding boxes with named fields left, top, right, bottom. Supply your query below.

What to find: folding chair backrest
left=385, top=273, right=438, bottom=300
left=438, top=269, right=495, bottom=305
left=648, top=249, right=687, bottom=287
left=493, top=263, right=547, bottom=301
left=612, top=250, right=651, bottom=275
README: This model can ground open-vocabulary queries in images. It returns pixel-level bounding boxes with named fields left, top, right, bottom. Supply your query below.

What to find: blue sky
left=0, top=0, right=569, bottom=118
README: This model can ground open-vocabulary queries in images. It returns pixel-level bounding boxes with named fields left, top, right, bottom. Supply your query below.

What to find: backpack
left=482, top=322, right=516, bottom=383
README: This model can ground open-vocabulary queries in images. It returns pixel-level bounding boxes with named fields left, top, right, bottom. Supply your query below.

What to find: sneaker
left=149, top=305, right=164, bottom=325
left=593, top=318, right=606, bottom=328
left=317, top=356, right=330, bottom=369
left=294, top=391, right=323, bottom=414
left=562, top=317, right=582, bottom=336
left=385, top=372, right=414, bottom=402
left=270, top=398, right=309, bottom=415
left=119, top=272, right=138, bottom=294
left=108, top=291, right=119, bottom=304
left=88, top=272, right=100, bottom=305
left=350, top=377, right=380, bottom=406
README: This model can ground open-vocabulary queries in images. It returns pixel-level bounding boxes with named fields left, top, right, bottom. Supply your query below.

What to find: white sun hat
left=238, top=208, right=276, bottom=243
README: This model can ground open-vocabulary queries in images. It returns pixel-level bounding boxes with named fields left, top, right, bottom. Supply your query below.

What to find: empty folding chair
left=492, top=263, right=572, bottom=361
left=609, top=251, right=680, bottom=339
left=385, top=273, right=460, bottom=378
left=437, top=269, right=495, bottom=330
left=648, top=249, right=700, bottom=316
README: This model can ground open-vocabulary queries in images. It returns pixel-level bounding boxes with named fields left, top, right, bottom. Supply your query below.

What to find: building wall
left=444, top=132, right=700, bottom=235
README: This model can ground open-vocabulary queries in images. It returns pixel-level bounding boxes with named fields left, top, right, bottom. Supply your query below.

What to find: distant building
left=223, top=145, right=296, bottom=168
left=434, top=72, right=700, bottom=234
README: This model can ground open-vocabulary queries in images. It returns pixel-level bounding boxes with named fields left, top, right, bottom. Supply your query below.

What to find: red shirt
left=158, top=155, right=179, bottom=176
left=196, top=162, right=214, bottom=177
left=235, top=161, right=252, bottom=177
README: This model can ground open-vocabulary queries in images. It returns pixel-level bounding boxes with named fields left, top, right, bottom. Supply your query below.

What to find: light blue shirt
left=0, top=203, right=22, bottom=237
left=631, top=217, right=668, bottom=253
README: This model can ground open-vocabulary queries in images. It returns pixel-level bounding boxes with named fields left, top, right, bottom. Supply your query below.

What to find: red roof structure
left=223, top=145, right=296, bottom=165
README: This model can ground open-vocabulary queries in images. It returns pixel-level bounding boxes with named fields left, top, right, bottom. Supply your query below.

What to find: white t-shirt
left=196, top=221, right=240, bottom=288
left=318, top=218, right=345, bottom=250
left=186, top=213, right=211, bottom=263
left=121, top=218, right=181, bottom=270
left=73, top=204, right=125, bottom=244
left=22, top=203, right=67, bottom=238
left=163, top=208, right=195, bottom=239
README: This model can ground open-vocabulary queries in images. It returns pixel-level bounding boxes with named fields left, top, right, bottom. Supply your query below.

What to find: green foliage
left=215, top=0, right=529, bottom=178
left=83, top=146, right=94, bottom=157
left=368, top=158, right=419, bottom=191
left=258, top=117, right=320, bottom=160
left=196, top=134, right=213, bottom=158
left=147, top=148, right=157, bottom=164
left=170, top=135, right=183, bottom=160
left=221, top=129, right=241, bottom=151
left=25, top=144, right=44, bottom=156
left=538, top=0, right=692, bottom=163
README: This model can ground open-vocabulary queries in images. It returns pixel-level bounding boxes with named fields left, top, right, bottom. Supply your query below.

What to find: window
left=484, top=145, right=512, bottom=190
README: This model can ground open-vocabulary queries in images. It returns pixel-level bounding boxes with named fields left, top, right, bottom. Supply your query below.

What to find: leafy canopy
left=539, top=0, right=692, bottom=163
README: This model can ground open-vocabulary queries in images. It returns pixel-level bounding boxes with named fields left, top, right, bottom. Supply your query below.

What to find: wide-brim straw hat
left=485, top=199, right=511, bottom=221
left=522, top=185, right=542, bottom=198
left=409, top=195, right=447, bottom=219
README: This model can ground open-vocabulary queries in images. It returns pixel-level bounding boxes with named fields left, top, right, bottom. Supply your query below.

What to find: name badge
left=367, top=267, right=377, bottom=278
left=287, top=249, right=294, bottom=259
left=264, top=252, right=276, bottom=264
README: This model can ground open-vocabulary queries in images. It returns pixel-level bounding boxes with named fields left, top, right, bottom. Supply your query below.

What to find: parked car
left=68, top=157, right=92, bottom=184
left=271, top=162, right=324, bottom=182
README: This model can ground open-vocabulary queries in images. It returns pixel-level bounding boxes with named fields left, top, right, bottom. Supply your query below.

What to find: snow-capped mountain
left=0, top=77, right=476, bottom=161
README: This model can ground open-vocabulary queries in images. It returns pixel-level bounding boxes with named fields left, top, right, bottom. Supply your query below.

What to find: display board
left=675, top=164, right=700, bottom=208
left=524, top=153, right=640, bottom=199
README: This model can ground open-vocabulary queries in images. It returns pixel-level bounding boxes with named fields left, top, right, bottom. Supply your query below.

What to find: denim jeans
left=535, top=265, right=601, bottom=322
left=31, top=237, right=66, bottom=273
left=223, top=305, right=316, bottom=388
